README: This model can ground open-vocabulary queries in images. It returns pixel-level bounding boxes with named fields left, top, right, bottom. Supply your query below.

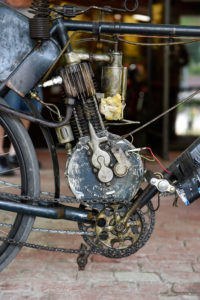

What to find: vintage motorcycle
left=0, top=0, right=200, bottom=272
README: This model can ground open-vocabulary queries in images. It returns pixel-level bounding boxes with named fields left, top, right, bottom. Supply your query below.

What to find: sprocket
left=78, top=201, right=155, bottom=258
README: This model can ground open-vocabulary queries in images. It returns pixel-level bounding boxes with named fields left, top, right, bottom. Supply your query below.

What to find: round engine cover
left=66, top=133, right=143, bottom=203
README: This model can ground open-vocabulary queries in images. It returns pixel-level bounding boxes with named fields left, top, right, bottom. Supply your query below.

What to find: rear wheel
left=0, top=98, right=40, bottom=271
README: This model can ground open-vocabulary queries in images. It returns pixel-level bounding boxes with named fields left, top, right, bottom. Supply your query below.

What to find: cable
left=121, top=89, right=200, bottom=140
left=151, top=193, right=161, bottom=212
left=140, top=154, right=155, bottom=162
left=118, top=37, right=200, bottom=47
left=146, top=147, right=172, bottom=175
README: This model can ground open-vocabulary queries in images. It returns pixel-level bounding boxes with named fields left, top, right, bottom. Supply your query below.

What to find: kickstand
left=77, top=243, right=90, bottom=271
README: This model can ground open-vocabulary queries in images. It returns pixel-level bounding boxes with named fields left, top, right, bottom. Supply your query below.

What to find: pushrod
left=50, top=20, right=200, bottom=38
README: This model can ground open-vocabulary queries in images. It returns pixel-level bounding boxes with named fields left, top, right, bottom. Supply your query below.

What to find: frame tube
left=0, top=200, right=93, bottom=223
left=50, top=20, right=200, bottom=38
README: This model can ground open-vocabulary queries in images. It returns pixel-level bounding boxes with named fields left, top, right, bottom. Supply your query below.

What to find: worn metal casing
left=0, top=5, right=35, bottom=82
left=66, top=133, right=143, bottom=203
left=0, top=5, right=60, bottom=96
left=6, top=41, right=60, bottom=97
left=101, top=52, right=127, bottom=101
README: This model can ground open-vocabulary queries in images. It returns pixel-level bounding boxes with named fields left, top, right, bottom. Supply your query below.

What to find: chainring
left=78, top=201, right=155, bottom=258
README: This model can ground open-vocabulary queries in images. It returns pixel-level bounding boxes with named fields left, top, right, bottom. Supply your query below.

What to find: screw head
left=151, top=178, right=156, bottom=185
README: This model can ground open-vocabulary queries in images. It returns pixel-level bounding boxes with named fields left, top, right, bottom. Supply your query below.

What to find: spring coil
left=70, top=105, right=88, bottom=138
left=29, top=0, right=50, bottom=40
left=61, top=61, right=105, bottom=139
left=84, top=97, right=103, bottom=132
left=70, top=96, right=104, bottom=139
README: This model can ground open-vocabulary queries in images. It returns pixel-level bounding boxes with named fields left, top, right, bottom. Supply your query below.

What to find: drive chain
left=0, top=181, right=155, bottom=259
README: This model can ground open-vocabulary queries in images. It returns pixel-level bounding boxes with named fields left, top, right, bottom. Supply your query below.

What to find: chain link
left=0, top=190, right=129, bottom=205
left=0, top=223, right=95, bottom=236
left=0, top=180, right=155, bottom=258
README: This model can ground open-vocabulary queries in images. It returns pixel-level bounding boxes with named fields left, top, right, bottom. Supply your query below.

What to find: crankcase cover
left=66, top=133, right=143, bottom=203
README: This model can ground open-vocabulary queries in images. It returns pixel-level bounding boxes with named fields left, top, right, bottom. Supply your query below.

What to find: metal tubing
left=55, top=18, right=73, bottom=51
left=51, top=20, right=200, bottom=38
left=138, top=185, right=158, bottom=209
left=0, top=98, right=74, bottom=128
left=0, top=200, right=92, bottom=223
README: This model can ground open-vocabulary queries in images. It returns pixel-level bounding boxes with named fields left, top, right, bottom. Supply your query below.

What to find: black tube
left=0, top=200, right=92, bottom=223
left=0, top=98, right=73, bottom=128
left=55, top=18, right=73, bottom=51
left=138, top=185, right=158, bottom=209
left=50, top=20, right=200, bottom=38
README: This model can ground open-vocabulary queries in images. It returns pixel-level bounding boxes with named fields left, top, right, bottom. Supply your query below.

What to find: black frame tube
left=0, top=200, right=92, bottom=223
left=50, top=20, right=200, bottom=38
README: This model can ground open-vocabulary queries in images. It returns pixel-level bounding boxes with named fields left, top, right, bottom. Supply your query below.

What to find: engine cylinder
left=60, top=61, right=104, bottom=138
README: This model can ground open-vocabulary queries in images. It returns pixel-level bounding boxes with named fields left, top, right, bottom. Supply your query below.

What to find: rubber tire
left=0, top=97, right=40, bottom=272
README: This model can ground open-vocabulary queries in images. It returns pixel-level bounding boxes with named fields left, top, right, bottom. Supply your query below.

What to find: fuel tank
left=0, top=5, right=35, bottom=82
left=0, top=5, right=60, bottom=96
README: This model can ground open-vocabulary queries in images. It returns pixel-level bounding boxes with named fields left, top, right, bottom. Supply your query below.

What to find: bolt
left=115, top=223, right=125, bottom=232
left=151, top=178, right=156, bottom=185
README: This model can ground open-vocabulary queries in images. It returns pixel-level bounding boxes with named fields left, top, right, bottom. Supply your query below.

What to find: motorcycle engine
left=66, top=129, right=143, bottom=203
left=60, top=52, right=144, bottom=204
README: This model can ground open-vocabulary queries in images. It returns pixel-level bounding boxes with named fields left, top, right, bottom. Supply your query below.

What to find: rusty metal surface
left=6, top=40, right=60, bottom=96
left=66, top=133, right=144, bottom=203
left=0, top=5, right=35, bottom=82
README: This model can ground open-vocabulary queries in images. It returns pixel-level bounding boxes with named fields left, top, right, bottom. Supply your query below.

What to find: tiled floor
left=0, top=150, right=200, bottom=300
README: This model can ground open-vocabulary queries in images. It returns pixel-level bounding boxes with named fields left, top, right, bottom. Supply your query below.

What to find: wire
left=151, top=193, right=161, bottom=212
left=72, top=35, right=199, bottom=48
left=118, top=37, right=200, bottom=47
left=43, top=31, right=200, bottom=83
left=140, top=154, right=155, bottom=162
left=120, top=34, right=199, bottom=40
left=146, top=147, right=172, bottom=175
left=72, top=37, right=116, bottom=45
left=121, top=89, right=200, bottom=140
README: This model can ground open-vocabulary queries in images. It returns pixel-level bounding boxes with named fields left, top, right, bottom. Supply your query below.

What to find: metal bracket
left=88, top=122, right=113, bottom=183
left=77, top=244, right=90, bottom=270
left=150, top=177, right=175, bottom=193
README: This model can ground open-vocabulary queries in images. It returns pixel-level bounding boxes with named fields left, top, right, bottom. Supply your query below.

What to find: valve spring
left=70, top=96, right=104, bottom=140
left=29, top=0, right=50, bottom=40
left=84, top=97, right=103, bottom=132
left=61, top=62, right=104, bottom=139
left=70, top=104, right=89, bottom=138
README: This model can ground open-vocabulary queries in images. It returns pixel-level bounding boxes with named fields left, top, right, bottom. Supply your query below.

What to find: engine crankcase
left=66, top=133, right=143, bottom=203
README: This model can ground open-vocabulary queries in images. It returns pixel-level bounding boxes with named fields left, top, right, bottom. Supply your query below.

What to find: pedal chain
left=0, top=191, right=128, bottom=204
left=0, top=181, right=154, bottom=261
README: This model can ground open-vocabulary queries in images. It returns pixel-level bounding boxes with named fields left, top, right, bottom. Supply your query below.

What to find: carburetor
left=100, top=52, right=127, bottom=121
